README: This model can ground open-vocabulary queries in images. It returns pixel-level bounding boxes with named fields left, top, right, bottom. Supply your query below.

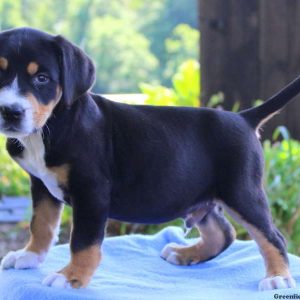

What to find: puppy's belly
left=109, top=210, right=182, bottom=224
left=109, top=195, right=211, bottom=224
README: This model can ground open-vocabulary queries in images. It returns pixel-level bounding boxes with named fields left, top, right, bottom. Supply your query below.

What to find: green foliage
left=0, top=1, right=24, bottom=29
left=263, top=127, right=300, bottom=254
left=140, top=59, right=200, bottom=107
left=164, top=24, right=199, bottom=81
left=85, top=16, right=158, bottom=93
left=61, top=205, right=72, bottom=227
left=206, top=92, right=224, bottom=108
left=0, top=136, right=29, bottom=196
left=139, top=0, right=198, bottom=86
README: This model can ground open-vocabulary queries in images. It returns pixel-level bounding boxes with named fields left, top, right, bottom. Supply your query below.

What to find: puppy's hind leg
left=221, top=186, right=296, bottom=291
left=160, top=204, right=236, bottom=265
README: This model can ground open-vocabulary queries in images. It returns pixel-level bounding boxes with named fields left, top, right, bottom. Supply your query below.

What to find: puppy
left=0, top=27, right=298, bottom=290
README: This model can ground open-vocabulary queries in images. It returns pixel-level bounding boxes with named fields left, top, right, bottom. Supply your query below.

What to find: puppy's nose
left=0, top=104, right=25, bottom=122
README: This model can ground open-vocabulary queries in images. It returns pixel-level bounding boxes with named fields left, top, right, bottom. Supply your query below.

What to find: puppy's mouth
left=3, top=124, right=19, bottom=132
left=0, top=112, right=48, bottom=138
left=0, top=125, right=34, bottom=138
left=0, top=117, right=35, bottom=138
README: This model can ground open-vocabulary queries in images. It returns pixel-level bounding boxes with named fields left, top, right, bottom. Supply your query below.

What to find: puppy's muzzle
left=0, top=104, right=25, bottom=123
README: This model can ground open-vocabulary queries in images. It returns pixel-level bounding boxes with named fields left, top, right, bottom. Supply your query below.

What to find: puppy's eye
left=34, top=73, right=50, bottom=84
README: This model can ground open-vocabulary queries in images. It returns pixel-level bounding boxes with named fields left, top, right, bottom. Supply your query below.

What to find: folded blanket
left=0, top=226, right=299, bottom=300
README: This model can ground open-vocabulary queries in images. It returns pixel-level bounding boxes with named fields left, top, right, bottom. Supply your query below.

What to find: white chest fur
left=16, top=133, right=64, bottom=202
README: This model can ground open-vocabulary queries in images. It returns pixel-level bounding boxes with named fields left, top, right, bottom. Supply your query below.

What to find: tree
left=0, top=0, right=24, bottom=29
left=86, top=16, right=158, bottom=93
left=0, top=0, right=199, bottom=93
left=140, top=0, right=198, bottom=85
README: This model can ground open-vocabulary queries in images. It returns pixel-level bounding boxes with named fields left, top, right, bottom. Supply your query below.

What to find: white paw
left=259, top=276, right=296, bottom=291
left=161, top=243, right=182, bottom=265
left=0, top=250, right=44, bottom=270
left=160, top=242, right=196, bottom=266
left=42, top=273, right=71, bottom=289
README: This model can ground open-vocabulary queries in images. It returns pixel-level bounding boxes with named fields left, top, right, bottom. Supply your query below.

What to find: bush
left=140, top=59, right=200, bottom=107
left=264, top=127, right=300, bottom=254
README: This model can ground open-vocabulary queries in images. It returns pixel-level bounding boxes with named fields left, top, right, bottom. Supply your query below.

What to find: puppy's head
left=0, top=27, right=95, bottom=138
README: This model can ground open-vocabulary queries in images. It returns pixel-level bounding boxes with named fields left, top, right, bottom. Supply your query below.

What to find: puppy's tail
left=240, top=74, right=300, bottom=129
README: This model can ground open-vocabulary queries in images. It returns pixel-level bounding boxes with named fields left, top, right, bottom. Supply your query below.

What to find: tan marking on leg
left=49, top=164, right=69, bottom=187
left=223, top=204, right=290, bottom=278
left=25, top=197, right=63, bottom=254
left=26, top=87, right=62, bottom=128
left=27, top=62, right=39, bottom=75
left=0, top=57, right=8, bottom=70
left=172, top=222, right=226, bottom=263
left=251, top=226, right=289, bottom=277
left=163, top=207, right=236, bottom=265
left=59, top=245, right=101, bottom=288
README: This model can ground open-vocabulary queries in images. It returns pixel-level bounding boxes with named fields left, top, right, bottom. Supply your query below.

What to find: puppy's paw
left=42, top=265, right=92, bottom=289
left=42, top=273, right=71, bottom=289
left=258, top=276, right=296, bottom=291
left=1, top=250, right=44, bottom=270
left=160, top=242, right=201, bottom=266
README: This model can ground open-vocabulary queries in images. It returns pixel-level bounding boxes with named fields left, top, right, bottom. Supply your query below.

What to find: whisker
left=12, top=139, right=20, bottom=145
left=45, top=124, right=51, bottom=136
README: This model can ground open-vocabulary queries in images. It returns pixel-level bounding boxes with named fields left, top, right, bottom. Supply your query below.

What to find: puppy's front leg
left=1, top=176, right=63, bottom=270
left=43, top=181, right=109, bottom=289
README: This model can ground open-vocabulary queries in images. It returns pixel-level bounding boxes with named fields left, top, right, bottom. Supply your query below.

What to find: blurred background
left=1, top=0, right=300, bottom=257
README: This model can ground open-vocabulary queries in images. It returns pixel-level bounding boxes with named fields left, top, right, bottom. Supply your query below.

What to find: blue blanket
left=0, top=226, right=299, bottom=300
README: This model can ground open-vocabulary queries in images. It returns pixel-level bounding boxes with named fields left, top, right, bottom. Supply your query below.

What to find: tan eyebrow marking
left=0, top=57, right=8, bottom=70
left=27, top=62, right=39, bottom=75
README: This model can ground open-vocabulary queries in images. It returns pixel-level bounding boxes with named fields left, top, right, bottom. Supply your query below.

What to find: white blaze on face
left=0, top=77, right=34, bottom=138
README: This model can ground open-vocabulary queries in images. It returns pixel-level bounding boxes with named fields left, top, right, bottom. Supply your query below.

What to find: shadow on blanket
left=0, top=226, right=299, bottom=300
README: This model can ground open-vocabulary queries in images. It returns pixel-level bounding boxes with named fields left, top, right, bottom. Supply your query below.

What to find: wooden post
left=200, top=0, right=300, bottom=139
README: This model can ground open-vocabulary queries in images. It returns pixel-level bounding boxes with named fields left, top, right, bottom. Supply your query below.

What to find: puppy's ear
left=54, top=35, right=95, bottom=107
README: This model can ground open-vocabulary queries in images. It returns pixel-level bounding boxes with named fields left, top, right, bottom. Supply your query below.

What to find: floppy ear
left=54, top=35, right=95, bottom=107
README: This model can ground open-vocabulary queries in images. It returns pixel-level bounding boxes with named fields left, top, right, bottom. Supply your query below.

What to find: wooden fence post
left=200, top=0, right=300, bottom=139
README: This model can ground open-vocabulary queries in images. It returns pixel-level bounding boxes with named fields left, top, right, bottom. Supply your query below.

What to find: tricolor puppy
left=0, top=27, right=298, bottom=290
